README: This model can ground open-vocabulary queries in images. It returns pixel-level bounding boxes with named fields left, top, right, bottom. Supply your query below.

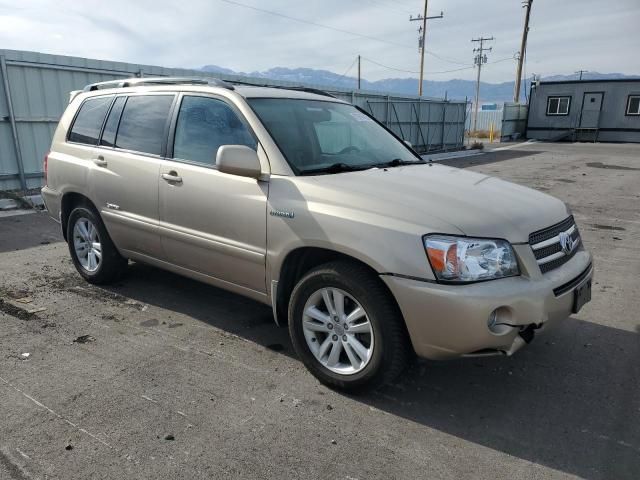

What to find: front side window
left=546, top=96, right=571, bottom=115
left=68, top=96, right=113, bottom=145
left=248, top=98, right=419, bottom=175
left=626, top=95, right=640, bottom=115
left=173, top=96, right=256, bottom=166
left=115, top=95, right=174, bottom=156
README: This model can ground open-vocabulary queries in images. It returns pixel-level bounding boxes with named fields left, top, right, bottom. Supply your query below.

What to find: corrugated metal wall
left=501, top=103, right=528, bottom=140
left=464, top=104, right=529, bottom=140
left=465, top=109, right=504, bottom=132
left=0, top=49, right=468, bottom=192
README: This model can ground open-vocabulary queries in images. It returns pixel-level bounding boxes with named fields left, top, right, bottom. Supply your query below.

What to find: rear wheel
left=67, top=206, right=127, bottom=284
left=288, top=261, right=410, bottom=392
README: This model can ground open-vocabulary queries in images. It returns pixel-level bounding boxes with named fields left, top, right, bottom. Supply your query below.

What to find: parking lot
left=1, top=141, right=639, bottom=480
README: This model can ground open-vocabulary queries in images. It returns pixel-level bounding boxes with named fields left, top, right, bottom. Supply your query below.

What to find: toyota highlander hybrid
left=41, top=77, right=593, bottom=391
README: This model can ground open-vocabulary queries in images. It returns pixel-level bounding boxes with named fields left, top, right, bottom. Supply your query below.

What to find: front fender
left=265, top=176, right=457, bottom=284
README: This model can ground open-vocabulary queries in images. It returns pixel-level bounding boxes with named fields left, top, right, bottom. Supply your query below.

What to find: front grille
left=529, top=216, right=575, bottom=245
left=529, top=216, right=581, bottom=274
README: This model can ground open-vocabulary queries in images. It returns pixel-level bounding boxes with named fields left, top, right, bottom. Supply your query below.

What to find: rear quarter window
left=68, top=96, right=113, bottom=145
left=115, top=95, right=174, bottom=156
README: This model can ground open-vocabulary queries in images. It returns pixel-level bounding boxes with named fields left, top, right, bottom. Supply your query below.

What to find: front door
left=579, top=92, right=604, bottom=128
left=158, top=94, right=268, bottom=294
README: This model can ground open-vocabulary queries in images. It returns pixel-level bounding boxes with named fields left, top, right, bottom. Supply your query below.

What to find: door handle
left=93, top=155, right=108, bottom=167
left=161, top=171, right=183, bottom=184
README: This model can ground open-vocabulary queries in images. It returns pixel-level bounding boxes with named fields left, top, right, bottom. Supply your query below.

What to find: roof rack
left=82, top=77, right=234, bottom=92
left=229, top=80, right=336, bottom=98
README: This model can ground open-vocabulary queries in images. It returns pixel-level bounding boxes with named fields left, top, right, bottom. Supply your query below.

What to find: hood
left=294, top=164, right=570, bottom=243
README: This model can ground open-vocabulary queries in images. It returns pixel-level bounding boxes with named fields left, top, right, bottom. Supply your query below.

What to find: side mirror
left=216, top=145, right=262, bottom=179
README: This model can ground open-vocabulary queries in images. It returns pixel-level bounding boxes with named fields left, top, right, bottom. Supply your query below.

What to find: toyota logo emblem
left=559, top=232, right=575, bottom=255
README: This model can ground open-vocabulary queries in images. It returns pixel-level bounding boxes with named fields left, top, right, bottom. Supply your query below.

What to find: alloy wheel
left=72, top=217, right=102, bottom=272
left=301, top=287, right=374, bottom=375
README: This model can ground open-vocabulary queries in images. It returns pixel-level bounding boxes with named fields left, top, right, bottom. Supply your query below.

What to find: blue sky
left=0, top=0, right=638, bottom=83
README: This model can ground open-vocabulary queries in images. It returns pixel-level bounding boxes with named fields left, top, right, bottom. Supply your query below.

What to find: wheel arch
left=273, top=246, right=396, bottom=327
left=60, top=192, right=99, bottom=241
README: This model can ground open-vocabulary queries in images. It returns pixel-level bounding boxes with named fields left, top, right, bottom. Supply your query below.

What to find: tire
left=288, top=261, right=410, bottom=392
left=66, top=205, right=127, bottom=284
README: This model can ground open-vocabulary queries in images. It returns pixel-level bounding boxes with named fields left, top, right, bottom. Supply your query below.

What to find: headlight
left=424, top=235, right=519, bottom=283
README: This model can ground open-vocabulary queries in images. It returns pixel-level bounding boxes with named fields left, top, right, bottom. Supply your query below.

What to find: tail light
left=43, top=152, right=49, bottom=186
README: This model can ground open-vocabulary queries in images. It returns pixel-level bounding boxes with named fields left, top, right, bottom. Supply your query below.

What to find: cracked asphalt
left=1, top=142, right=639, bottom=480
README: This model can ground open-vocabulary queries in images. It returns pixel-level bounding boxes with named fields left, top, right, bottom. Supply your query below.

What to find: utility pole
left=471, top=36, right=494, bottom=132
left=410, top=1, right=443, bottom=96
left=575, top=70, right=588, bottom=80
left=514, top=0, right=533, bottom=103
left=357, top=55, right=361, bottom=90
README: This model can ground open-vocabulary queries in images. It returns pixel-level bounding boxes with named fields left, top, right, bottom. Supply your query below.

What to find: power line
left=218, top=0, right=469, bottom=68
left=490, top=56, right=516, bottom=64
left=424, top=50, right=468, bottom=66
left=427, top=65, right=474, bottom=75
left=340, top=57, right=359, bottom=78
left=358, top=0, right=413, bottom=14
left=362, top=57, right=513, bottom=76
left=361, top=56, right=420, bottom=74
left=383, top=0, right=415, bottom=7
left=218, top=0, right=412, bottom=49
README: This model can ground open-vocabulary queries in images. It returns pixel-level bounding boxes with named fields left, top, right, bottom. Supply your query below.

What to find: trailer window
left=546, top=96, right=571, bottom=116
left=626, top=95, right=640, bottom=115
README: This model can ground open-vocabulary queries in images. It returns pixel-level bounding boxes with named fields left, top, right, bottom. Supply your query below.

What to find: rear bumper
left=41, top=186, right=62, bottom=223
left=382, top=249, right=593, bottom=360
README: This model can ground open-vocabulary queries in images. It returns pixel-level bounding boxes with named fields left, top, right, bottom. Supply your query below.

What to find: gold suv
left=42, top=78, right=593, bottom=391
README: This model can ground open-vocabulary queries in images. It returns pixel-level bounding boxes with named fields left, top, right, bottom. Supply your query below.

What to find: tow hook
left=519, top=324, right=537, bottom=344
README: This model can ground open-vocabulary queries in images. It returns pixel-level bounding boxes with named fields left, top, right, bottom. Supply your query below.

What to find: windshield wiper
left=377, top=158, right=426, bottom=168
left=299, top=163, right=372, bottom=175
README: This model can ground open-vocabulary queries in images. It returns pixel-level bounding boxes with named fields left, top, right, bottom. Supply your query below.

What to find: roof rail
left=82, top=77, right=234, bottom=92
left=229, top=80, right=336, bottom=98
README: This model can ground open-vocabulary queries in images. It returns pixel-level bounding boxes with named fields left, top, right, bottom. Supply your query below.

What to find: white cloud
left=0, top=0, right=637, bottom=83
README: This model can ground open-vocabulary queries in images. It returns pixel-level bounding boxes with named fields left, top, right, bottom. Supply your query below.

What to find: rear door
left=579, top=92, right=604, bottom=128
left=88, top=93, right=175, bottom=259
left=158, top=94, right=268, bottom=293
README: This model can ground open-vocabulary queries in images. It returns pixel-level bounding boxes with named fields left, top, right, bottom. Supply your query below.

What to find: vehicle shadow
left=368, top=318, right=640, bottom=480
left=107, top=262, right=293, bottom=353
left=106, top=262, right=640, bottom=480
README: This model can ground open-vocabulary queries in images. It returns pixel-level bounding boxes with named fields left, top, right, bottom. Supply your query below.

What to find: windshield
left=247, top=98, right=421, bottom=175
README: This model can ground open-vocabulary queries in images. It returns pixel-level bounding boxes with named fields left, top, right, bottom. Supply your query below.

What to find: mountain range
left=200, top=65, right=638, bottom=103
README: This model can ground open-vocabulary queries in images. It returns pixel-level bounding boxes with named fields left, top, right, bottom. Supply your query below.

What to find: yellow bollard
left=489, top=122, right=494, bottom=143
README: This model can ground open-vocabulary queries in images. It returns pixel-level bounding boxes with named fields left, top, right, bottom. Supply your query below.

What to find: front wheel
left=288, top=261, right=410, bottom=392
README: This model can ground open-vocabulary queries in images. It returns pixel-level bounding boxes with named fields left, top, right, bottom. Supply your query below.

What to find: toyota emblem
left=559, top=232, right=575, bottom=255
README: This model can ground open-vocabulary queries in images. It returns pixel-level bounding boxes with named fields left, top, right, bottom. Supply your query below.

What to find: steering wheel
left=338, top=146, right=361, bottom=154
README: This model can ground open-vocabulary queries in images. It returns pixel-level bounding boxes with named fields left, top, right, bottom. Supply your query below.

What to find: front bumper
left=382, top=247, right=593, bottom=360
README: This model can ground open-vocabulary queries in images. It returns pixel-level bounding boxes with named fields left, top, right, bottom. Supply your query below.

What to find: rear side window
left=115, top=95, right=174, bottom=156
left=173, top=96, right=256, bottom=166
left=68, top=96, right=112, bottom=145
left=100, top=96, right=127, bottom=147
